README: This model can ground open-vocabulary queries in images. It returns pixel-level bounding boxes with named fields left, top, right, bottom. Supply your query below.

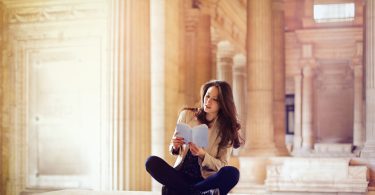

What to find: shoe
left=200, top=188, right=220, bottom=195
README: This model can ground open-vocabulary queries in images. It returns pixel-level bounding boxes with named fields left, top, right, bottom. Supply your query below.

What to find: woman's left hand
left=189, top=142, right=206, bottom=160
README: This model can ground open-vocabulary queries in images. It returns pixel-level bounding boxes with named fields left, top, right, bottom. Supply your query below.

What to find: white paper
left=175, top=123, right=208, bottom=148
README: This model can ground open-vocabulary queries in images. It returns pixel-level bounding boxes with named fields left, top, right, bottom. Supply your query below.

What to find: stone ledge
left=265, top=157, right=368, bottom=193
left=314, top=143, right=353, bottom=153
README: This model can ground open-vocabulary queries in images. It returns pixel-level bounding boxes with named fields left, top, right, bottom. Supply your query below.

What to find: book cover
left=175, top=123, right=208, bottom=148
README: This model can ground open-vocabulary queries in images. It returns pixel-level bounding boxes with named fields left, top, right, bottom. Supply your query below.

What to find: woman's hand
left=172, top=135, right=184, bottom=150
left=189, top=142, right=206, bottom=160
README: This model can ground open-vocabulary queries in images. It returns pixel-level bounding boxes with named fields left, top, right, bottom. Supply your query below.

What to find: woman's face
left=203, top=86, right=220, bottom=116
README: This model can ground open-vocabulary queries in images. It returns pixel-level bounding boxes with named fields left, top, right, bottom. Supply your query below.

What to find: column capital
left=217, top=40, right=234, bottom=58
left=233, top=53, right=246, bottom=67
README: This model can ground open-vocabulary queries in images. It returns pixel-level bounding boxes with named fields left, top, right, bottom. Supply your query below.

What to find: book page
left=191, top=124, right=208, bottom=148
left=175, top=123, right=192, bottom=143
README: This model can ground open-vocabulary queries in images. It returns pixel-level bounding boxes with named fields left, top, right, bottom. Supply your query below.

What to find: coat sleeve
left=200, top=145, right=232, bottom=172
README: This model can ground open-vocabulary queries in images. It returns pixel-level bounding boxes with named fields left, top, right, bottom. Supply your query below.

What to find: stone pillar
left=0, top=4, right=4, bottom=195
left=233, top=54, right=247, bottom=152
left=301, top=65, right=315, bottom=150
left=195, top=13, right=212, bottom=89
left=184, top=9, right=212, bottom=105
left=362, top=0, right=375, bottom=158
left=352, top=63, right=364, bottom=148
left=243, top=0, right=277, bottom=156
left=272, top=0, right=288, bottom=156
left=150, top=0, right=165, bottom=191
left=163, top=0, right=185, bottom=167
left=293, top=72, right=303, bottom=151
left=217, top=41, right=234, bottom=86
left=113, top=0, right=151, bottom=190
left=184, top=9, right=200, bottom=105
left=362, top=0, right=375, bottom=189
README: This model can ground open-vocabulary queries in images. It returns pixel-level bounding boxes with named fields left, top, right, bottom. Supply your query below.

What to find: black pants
left=145, top=155, right=240, bottom=195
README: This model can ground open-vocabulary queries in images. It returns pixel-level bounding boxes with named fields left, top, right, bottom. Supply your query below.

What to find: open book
left=175, top=123, right=208, bottom=148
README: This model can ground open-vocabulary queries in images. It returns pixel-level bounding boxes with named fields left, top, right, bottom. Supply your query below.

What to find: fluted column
left=150, top=0, right=165, bottom=191
left=362, top=0, right=375, bottom=158
left=362, top=0, right=375, bottom=188
left=293, top=73, right=303, bottom=151
left=184, top=9, right=200, bottom=105
left=112, top=0, right=151, bottom=190
left=195, top=13, right=212, bottom=95
left=353, top=63, right=364, bottom=148
left=273, top=0, right=288, bottom=156
left=243, top=0, right=277, bottom=156
left=217, top=41, right=234, bottom=86
left=361, top=0, right=375, bottom=189
left=301, top=65, right=315, bottom=150
left=183, top=10, right=212, bottom=105
left=233, top=54, right=247, bottom=149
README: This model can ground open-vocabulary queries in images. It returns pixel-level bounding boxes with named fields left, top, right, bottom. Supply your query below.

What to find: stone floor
left=35, top=189, right=250, bottom=195
left=34, top=189, right=375, bottom=195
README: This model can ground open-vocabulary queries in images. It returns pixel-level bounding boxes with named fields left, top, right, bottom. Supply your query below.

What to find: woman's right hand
left=172, top=136, right=184, bottom=150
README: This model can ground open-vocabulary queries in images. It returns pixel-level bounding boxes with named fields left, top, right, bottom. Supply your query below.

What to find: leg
left=145, top=156, right=191, bottom=192
left=193, top=166, right=240, bottom=195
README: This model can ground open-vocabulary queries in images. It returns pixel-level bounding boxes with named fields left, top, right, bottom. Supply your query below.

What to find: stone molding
left=5, top=4, right=106, bottom=24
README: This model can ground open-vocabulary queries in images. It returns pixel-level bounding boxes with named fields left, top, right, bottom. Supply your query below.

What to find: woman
left=145, top=80, right=243, bottom=195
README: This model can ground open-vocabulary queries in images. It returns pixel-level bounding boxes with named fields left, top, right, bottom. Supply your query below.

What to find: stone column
left=233, top=54, right=247, bottom=150
left=353, top=64, right=364, bottom=148
left=362, top=0, right=375, bottom=188
left=150, top=0, right=165, bottom=191
left=195, top=13, right=212, bottom=90
left=243, top=0, right=277, bottom=156
left=113, top=0, right=151, bottom=190
left=273, top=0, right=288, bottom=156
left=184, top=9, right=200, bottom=105
left=183, top=9, right=212, bottom=106
left=301, top=65, right=315, bottom=150
left=163, top=0, right=185, bottom=167
left=217, top=41, right=234, bottom=87
left=293, top=73, right=303, bottom=151
left=362, top=0, right=375, bottom=158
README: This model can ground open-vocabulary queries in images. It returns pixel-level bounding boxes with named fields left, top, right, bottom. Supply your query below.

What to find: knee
left=221, top=166, right=240, bottom=183
left=145, top=155, right=161, bottom=172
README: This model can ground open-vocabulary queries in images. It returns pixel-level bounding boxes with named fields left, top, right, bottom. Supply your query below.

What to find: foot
left=200, top=188, right=220, bottom=195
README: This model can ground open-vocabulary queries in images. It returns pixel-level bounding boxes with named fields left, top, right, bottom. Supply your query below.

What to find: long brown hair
left=185, top=80, right=244, bottom=149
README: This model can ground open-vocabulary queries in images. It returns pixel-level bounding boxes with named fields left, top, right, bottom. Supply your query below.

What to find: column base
left=360, top=143, right=375, bottom=188
left=276, top=145, right=290, bottom=156
left=231, top=157, right=268, bottom=193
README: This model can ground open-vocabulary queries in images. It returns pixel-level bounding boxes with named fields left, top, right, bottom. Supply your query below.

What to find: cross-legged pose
left=146, top=80, right=244, bottom=195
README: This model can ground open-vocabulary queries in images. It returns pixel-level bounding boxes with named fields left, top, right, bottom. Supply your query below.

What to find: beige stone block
left=266, top=157, right=368, bottom=193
